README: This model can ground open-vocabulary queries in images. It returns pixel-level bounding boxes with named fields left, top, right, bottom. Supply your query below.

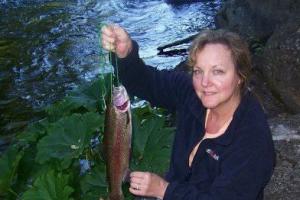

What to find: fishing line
left=114, top=53, right=120, bottom=87
left=108, top=48, right=120, bottom=87
left=108, top=48, right=113, bottom=103
left=99, top=24, right=122, bottom=104
left=99, top=24, right=113, bottom=103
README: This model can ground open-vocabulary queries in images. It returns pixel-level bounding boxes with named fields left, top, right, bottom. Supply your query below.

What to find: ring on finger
left=135, top=184, right=140, bottom=190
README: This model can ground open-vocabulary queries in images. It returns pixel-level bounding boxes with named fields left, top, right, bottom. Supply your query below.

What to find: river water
left=0, top=0, right=222, bottom=136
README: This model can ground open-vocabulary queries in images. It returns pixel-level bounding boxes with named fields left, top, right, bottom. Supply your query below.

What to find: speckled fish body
left=104, top=85, right=132, bottom=200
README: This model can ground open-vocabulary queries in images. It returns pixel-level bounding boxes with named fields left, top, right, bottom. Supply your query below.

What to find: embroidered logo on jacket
left=206, top=149, right=219, bottom=161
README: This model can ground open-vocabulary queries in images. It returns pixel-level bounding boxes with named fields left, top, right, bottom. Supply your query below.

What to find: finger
left=130, top=177, right=143, bottom=184
left=101, top=41, right=115, bottom=51
left=112, top=24, right=124, bottom=35
left=101, top=34, right=115, bottom=44
left=101, top=25, right=114, bottom=37
left=130, top=182, right=140, bottom=190
left=130, top=171, right=145, bottom=178
left=102, top=39, right=115, bottom=49
left=112, top=24, right=129, bottom=41
left=129, top=185, right=144, bottom=196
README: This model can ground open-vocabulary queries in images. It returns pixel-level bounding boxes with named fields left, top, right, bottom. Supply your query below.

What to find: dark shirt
left=116, top=41, right=275, bottom=200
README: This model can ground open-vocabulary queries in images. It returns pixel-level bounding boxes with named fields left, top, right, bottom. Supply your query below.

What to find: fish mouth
left=112, top=85, right=130, bottom=112
left=115, top=100, right=130, bottom=112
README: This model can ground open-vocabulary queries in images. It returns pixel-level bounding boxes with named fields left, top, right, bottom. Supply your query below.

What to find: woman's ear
left=238, top=78, right=241, bottom=85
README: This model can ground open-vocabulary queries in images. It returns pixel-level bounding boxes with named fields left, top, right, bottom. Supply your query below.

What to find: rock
left=260, top=19, right=300, bottom=113
left=265, top=139, right=300, bottom=200
left=249, top=69, right=287, bottom=118
left=269, top=114, right=300, bottom=142
left=215, top=0, right=272, bottom=40
left=215, top=0, right=300, bottom=40
left=265, top=114, right=300, bottom=199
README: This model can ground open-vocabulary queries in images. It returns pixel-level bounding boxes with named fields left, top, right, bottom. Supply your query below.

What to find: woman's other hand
left=101, top=24, right=132, bottom=58
left=129, top=171, right=169, bottom=199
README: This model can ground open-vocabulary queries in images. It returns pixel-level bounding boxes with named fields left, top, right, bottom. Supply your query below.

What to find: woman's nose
left=201, top=74, right=210, bottom=87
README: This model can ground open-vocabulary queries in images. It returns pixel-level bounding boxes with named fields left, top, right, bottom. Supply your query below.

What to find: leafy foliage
left=22, top=170, right=74, bottom=200
left=0, top=74, right=174, bottom=199
left=80, top=163, right=107, bottom=200
left=17, top=119, right=49, bottom=144
left=0, top=146, right=23, bottom=196
left=131, top=107, right=174, bottom=174
left=46, top=78, right=107, bottom=122
left=35, top=113, right=103, bottom=169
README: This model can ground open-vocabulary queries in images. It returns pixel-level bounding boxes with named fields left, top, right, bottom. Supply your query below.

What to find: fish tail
left=107, top=192, right=124, bottom=200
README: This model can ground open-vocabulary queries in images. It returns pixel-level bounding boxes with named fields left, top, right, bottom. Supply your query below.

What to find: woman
left=101, top=25, right=275, bottom=200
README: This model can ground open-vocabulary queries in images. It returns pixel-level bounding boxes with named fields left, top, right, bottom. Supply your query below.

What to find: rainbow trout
left=104, top=85, right=132, bottom=200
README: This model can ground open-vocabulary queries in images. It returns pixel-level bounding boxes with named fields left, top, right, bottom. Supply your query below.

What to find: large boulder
left=261, top=20, right=300, bottom=113
left=216, top=0, right=300, bottom=40
left=215, top=0, right=270, bottom=39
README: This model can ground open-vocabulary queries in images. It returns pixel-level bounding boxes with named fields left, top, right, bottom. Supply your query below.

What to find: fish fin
left=123, top=168, right=131, bottom=183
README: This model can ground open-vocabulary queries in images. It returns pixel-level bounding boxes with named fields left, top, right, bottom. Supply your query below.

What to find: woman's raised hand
left=101, top=24, right=132, bottom=58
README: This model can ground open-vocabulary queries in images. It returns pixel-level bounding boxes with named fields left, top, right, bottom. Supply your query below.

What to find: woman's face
left=192, top=43, right=241, bottom=110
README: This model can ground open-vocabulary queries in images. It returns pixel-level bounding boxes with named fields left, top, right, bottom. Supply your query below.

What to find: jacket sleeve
left=163, top=129, right=275, bottom=200
left=114, top=40, right=192, bottom=112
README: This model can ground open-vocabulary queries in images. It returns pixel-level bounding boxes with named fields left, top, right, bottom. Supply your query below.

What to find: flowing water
left=0, top=0, right=222, bottom=138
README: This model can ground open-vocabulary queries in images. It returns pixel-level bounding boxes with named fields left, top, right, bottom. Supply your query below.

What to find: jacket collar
left=213, top=91, right=253, bottom=146
left=188, top=86, right=255, bottom=146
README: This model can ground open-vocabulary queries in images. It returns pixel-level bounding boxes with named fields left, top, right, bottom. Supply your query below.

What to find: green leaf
left=21, top=170, right=73, bottom=200
left=141, top=126, right=173, bottom=174
left=35, top=113, right=103, bottom=169
left=15, top=144, right=50, bottom=192
left=46, top=98, right=84, bottom=123
left=0, top=146, right=23, bottom=195
left=131, top=106, right=174, bottom=175
left=80, top=163, right=107, bottom=200
left=17, top=118, right=49, bottom=144
left=46, top=76, right=109, bottom=122
left=132, top=112, right=163, bottom=158
left=64, top=75, right=109, bottom=112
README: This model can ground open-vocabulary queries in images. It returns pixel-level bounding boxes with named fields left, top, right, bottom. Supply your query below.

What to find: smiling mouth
left=203, top=92, right=215, bottom=96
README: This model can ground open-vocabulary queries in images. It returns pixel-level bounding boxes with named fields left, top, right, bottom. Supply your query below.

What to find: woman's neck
left=211, top=92, right=241, bottom=119
left=205, top=94, right=241, bottom=134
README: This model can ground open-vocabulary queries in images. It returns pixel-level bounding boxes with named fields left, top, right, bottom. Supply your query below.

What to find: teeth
left=204, top=92, right=214, bottom=96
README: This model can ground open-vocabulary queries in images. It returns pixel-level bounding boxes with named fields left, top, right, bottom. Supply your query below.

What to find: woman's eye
left=193, top=69, right=202, bottom=75
left=213, top=69, right=224, bottom=75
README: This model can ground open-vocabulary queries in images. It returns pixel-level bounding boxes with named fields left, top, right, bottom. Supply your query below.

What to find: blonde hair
left=188, top=29, right=251, bottom=95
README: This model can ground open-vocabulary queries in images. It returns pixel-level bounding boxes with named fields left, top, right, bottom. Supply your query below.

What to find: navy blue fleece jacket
left=115, top=41, right=275, bottom=200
